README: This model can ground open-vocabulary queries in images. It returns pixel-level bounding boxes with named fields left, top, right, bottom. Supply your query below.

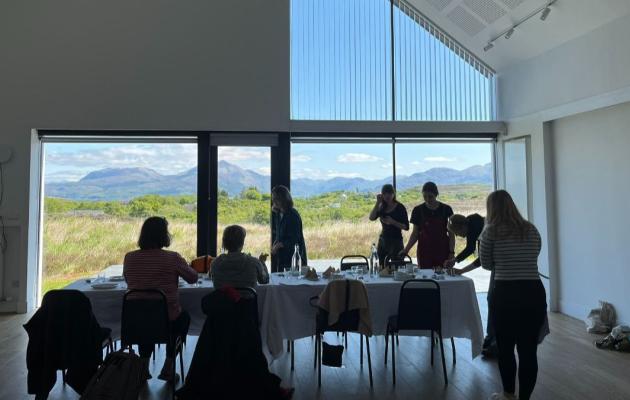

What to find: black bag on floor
left=321, top=342, right=344, bottom=367
left=80, top=350, right=144, bottom=400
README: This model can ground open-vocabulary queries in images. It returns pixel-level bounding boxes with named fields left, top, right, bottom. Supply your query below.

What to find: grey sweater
left=211, top=252, right=270, bottom=289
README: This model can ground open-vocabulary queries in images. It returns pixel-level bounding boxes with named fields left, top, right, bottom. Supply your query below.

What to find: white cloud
left=218, top=147, right=270, bottom=162
left=381, top=163, right=393, bottom=169
left=326, top=170, right=361, bottom=178
left=337, top=153, right=382, bottom=163
left=424, top=156, right=456, bottom=162
left=291, top=154, right=312, bottom=163
left=257, top=167, right=271, bottom=176
left=45, top=143, right=198, bottom=176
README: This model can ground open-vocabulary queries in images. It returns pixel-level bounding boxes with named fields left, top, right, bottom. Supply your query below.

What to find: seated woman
left=123, top=216, right=198, bottom=381
left=212, top=225, right=270, bottom=289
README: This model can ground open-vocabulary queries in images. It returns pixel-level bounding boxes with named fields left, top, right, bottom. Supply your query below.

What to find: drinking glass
left=284, top=267, right=291, bottom=279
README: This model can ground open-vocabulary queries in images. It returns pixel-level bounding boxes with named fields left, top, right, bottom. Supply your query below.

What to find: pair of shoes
left=489, top=392, right=518, bottom=400
left=595, top=335, right=618, bottom=350
left=157, top=371, right=180, bottom=383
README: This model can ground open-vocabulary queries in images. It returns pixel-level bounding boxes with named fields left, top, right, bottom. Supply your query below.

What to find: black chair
left=310, top=280, right=373, bottom=387
left=121, top=289, right=185, bottom=395
left=384, top=254, right=413, bottom=270
left=340, top=255, right=370, bottom=272
left=384, top=279, right=455, bottom=385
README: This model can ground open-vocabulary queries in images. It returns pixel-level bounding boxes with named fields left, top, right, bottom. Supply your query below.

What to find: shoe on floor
left=490, top=392, right=518, bottom=400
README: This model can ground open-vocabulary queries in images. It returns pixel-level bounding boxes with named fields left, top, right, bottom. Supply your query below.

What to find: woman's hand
left=258, top=253, right=269, bottom=264
left=451, top=267, right=464, bottom=276
left=271, top=241, right=283, bottom=255
left=398, top=248, right=408, bottom=257
left=376, top=193, right=383, bottom=204
left=443, top=258, right=456, bottom=269
left=380, top=216, right=395, bottom=225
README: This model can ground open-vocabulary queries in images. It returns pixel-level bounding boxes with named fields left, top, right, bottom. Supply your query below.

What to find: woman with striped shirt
left=124, top=216, right=198, bottom=382
left=480, top=190, right=547, bottom=400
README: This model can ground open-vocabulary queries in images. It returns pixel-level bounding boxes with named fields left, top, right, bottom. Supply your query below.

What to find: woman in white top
left=480, top=190, right=547, bottom=400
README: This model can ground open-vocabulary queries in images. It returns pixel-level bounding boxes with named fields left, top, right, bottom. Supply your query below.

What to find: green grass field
left=42, top=184, right=490, bottom=293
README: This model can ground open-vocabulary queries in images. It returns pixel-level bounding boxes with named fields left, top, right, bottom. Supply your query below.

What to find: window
left=216, top=146, right=271, bottom=255
left=290, top=142, right=394, bottom=264
left=40, top=140, right=197, bottom=295
left=290, top=0, right=495, bottom=121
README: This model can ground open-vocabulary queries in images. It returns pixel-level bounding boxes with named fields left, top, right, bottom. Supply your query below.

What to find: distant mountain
left=45, top=161, right=492, bottom=201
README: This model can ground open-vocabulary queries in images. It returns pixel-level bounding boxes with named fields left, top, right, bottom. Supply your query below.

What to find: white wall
left=550, top=102, right=630, bottom=324
left=0, top=0, right=290, bottom=312
left=498, top=12, right=630, bottom=121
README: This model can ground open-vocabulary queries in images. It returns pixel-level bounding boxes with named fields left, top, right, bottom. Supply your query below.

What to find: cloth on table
left=317, top=279, right=372, bottom=336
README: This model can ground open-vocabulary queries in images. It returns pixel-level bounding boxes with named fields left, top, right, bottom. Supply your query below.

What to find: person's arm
left=455, top=235, right=477, bottom=264
left=479, top=230, right=494, bottom=271
left=446, top=206, right=455, bottom=257
left=256, top=257, right=270, bottom=284
left=401, top=224, right=419, bottom=255
left=176, top=253, right=198, bottom=284
left=369, top=194, right=382, bottom=221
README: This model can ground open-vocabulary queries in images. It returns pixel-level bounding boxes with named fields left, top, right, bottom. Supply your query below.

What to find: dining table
left=65, top=269, right=485, bottom=360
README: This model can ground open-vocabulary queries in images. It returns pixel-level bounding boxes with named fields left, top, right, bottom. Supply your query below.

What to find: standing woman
left=480, top=190, right=546, bottom=400
left=270, top=185, right=307, bottom=273
left=368, top=184, right=409, bottom=266
left=401, top=182, right=455, bottom=268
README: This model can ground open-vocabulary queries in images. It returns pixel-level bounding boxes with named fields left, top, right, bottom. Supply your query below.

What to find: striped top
left=123, top=249, right=198, bottom=320
left=479, top=223, right=541, bottom=281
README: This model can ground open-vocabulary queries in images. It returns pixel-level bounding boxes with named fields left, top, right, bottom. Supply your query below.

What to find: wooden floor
left=2, top=295, right=629, bottom=400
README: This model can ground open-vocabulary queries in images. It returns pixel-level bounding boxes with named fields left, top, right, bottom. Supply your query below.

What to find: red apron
left=417, top=211, right=450, bottom=269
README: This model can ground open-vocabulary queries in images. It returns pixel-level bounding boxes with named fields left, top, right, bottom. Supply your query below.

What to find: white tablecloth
left=65, top=273, right=484, bottom=360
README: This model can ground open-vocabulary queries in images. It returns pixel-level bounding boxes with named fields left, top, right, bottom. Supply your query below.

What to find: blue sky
left=44, top=142, right=492, bottom=182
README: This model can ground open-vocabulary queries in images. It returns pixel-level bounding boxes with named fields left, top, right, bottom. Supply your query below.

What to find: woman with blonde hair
left=480, top=190, right=546, bottom=400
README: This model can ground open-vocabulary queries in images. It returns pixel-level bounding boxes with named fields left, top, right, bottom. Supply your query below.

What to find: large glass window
left=290, top=142, right=394, bottom=266
left=290, top=0, right=496, bottom=121
left=41, top=141, right=197, bottom=295
left=217, top=146, right=271, bottom=255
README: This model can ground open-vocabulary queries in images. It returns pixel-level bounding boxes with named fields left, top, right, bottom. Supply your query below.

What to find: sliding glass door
left=216, top=146, right=271, bottom=256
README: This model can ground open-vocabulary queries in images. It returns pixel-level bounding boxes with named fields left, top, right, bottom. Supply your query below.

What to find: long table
left=65, top=272, right=484, bottom=360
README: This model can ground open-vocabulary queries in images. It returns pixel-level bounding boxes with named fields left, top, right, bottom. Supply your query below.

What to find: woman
left=480, top=190, right=547, bottom=400
left=368, top=184, right=409, bottom=266
left=445, top=213, right=497, bottom=357
left=123, top=216, right=198, bottom=381
left=212, top=224, right=270, bottom=289
left=270, top=185, right=307, bottom=273
left=401, top=182, right=455, bottom=268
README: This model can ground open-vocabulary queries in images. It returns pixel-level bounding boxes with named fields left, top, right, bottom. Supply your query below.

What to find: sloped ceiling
left=408, top=0, right=630, bottom=71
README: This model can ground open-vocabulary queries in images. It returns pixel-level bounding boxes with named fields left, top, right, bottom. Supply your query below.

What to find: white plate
left=91, top=282, right=118, bottom=290
left=108, top=276, right=125, bottom=282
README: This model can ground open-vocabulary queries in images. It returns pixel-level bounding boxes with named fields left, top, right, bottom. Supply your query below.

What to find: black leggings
left=138, top=311, right=191, bottom=358
left=491, top=280, right=546, bottom=400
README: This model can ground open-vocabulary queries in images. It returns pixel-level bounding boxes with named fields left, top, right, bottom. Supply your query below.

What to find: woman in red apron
left=401, top=182, right=455, bottom=268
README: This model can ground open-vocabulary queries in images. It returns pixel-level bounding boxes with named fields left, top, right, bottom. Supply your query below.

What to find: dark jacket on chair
left=175, top=288, right=284, bottom=400
left=23, top=290, right=108, bottom=397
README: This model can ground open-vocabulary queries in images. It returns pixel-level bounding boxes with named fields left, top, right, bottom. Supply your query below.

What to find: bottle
left=370, top=243, right=379, bottom=274
left=292, top=244, right=301, bottom=275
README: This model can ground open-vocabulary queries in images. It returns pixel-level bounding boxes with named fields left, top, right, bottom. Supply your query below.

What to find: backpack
left=80, top=350, right=144, bottom=400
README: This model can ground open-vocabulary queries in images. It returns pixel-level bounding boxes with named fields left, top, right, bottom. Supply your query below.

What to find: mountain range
left=45, top=160, right=493, bottom=201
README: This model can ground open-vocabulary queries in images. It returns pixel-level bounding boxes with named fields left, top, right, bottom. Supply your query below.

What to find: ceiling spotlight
left=483, top=42, right=494, bottom=52
left=540, top=6, right=551, bottom=20
left=504, top=28, right=515, bottom=39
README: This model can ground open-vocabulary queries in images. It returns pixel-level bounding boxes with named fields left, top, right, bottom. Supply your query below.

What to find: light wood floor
left=2, top=295, right=629, bottom=400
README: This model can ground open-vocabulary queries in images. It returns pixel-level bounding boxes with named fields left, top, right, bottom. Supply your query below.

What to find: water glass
left=284, top=267, right=291, bottom=279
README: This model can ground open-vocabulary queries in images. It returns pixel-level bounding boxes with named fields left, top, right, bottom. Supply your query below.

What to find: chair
left=24, top=290, right=113, bottom=397
left=340, top=255, right=370, bottom=272
left=120, top=289, right=185, bottom=395
left=384, top=254, right=413, bottom=270
left=310, top=279, right=373, bottom=387
left=384, top=279, right=455, bottom=385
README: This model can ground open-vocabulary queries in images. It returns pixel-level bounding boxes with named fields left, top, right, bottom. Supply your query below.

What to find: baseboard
left=0, top=300, right=17, bottom=313
left=559, top=300, right=589, bottom=321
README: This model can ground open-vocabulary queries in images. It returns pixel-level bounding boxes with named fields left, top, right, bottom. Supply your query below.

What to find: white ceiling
left=408, top=0, right=630, bottom=71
